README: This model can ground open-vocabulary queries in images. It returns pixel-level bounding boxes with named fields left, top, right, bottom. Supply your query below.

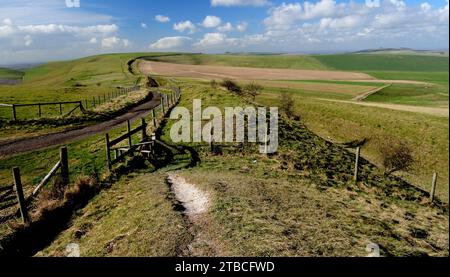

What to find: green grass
left=314, top=54, right=449, bottom=72
left=366, top=83, right=449, bottom=107
left=0, top=53, right=166, bottom=120
left=143, top=53, right=329, bottom=70
left=158, top=83, right=448, bottom=256
left=257, top=92, right=449, bottom=201
left=36, top=172, right=191, bottom=257
left=0, top=68, right=24, bottom=80
left=5, top=78, right=445, bottom=257
left=365, top=71, right=449, bottom=85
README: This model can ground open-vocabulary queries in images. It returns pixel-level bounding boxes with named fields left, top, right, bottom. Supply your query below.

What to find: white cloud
left=16, top=24, right=118, bottom=35
left=264, top=0, right=337, bottom=30
left=236, top=22, right=248, bottom=32
left=201, top=16, right=222, bottom=28
left=150, top=36, right=192, bottom=50
left=89, top=37, right=97, bottom=44
left=217, top=22, right=234, bottom=32
left=173, top=20, right=196, bottom=34
left=195, top=32, right=239, bottom=49
left=24, top=35, right=32, bottom=46
left=253, top=0, right=449, bottom=53
left=319, top=15, right=362, bottom=29
left=211, top=0, right=270, bottom=7
left=155, top=15, right=170, bottom=23
left=420, top=2, right=432, bottom=12
left=389, top=0, right=406, bottom=9
left=141, top=22, right=148, bottom=29
left=101, top=36, right=131, bottom=48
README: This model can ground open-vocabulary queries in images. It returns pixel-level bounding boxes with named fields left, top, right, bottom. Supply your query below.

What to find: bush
left=221, top=79, right=242, bottom=94
left=243, top=82, right=263, bottom=100
left=145, top=76, right=159, bottom=88
left=280, top=92, right=295, bottom=119
left=377, top=137, right=414, bottom=176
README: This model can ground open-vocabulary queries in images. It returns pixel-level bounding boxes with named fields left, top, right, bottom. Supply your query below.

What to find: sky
left=0, top=0, right=449, bottom=65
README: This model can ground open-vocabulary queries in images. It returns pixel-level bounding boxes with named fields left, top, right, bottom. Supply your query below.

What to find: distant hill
left=0, top=67, right=24, bottom=80
left=351, top=48, right=449, bottom=57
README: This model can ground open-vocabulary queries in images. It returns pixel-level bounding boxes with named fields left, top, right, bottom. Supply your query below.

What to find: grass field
left=366, top=83, right=449, bottom=107
left=143, top=53, right=329, bottom=70
left=37, top=171, right=191, bottom=257
left=257, top=92, right=449, bottom=201
left=314, top=54, right=449, bottom=72
left=0, top=53, right=156, bottom=120
left=0, top=68, right=24, bottom=80
left=34, top=80, right=449, bottom=257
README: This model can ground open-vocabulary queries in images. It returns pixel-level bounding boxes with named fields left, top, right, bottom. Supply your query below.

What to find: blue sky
left=0, top=0, right=448, bottom=64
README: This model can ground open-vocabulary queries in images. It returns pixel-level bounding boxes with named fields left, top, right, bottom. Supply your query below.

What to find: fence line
left=0, top=147, right=69, bottom=224
left=0, top=85, right=141, bottom=121
left=105, top=88, right=181, bottom=171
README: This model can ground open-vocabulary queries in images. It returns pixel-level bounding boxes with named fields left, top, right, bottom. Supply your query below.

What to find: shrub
left=280, top=92, right=295, bottom=119
left=377, top=137, right=414, bottom=176
left=145, top=76, right=159, bottom=88
left=221, top=79, right=242, bottom=94
left=243, top=82, right=263, bottom=100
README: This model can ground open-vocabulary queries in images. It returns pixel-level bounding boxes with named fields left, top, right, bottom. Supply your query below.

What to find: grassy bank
left=0, top=68, right=24, bottom=80
left=257, top=92, right=449, bottom=201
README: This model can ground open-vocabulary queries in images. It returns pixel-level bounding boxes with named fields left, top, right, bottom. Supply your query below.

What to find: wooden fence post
left=141, top=118, right=147, bottom=141
left=161, top=97, right=166, bottom=114
left=60, top=147, right=69, bottom=185
left=12, top=104, right=17, bottom=121
left=152, top=109, right=157, bottom=127
left=430, top=172, right=438, bottom=202
left=210, top=127, right=214, bottom=153
left=38, top=104, right=42, bottom=117
left=105, top=134, right=112, bottom=171
left=127, top=120, right=132, bottom=148
left=59, top=103, right=63, bottom=115
left=354, top=147, right=360, bottom=183
left=12, top=167, right=30, bottom=224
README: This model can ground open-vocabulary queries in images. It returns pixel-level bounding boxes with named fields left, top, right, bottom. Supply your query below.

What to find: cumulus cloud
left=201, top=16, right=222, bottom=28
left=264, top=0, right=337, bottom=30
left=217, top=22, right=234, bottom=32
left=257, top=0, right=449, bottom=53
left=155, top=15, right=170, bottom=23
left=173, top=20, right=196, bottom=34
left=211, top=0, right=270, bottom=7
left=150, top=36, right=192, bottom=50
left=236, top=22, right=248, bottom=32
left=195, top=33, right=236, bottom=48
left=141, top=23, right=148, bottom=29
left=101, top=36, right=131, bottom=48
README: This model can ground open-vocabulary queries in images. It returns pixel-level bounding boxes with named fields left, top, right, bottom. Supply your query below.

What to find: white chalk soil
left=167, top=173, right=220, bottom=256
left=167, top=173, right=210, bottom=221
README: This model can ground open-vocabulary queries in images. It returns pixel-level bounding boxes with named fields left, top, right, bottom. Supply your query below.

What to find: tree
left=244, top=82, right=263, bottom=101
left=280, top=92, right=295, bottom=119
left=378, top=137, right=414, bottom=176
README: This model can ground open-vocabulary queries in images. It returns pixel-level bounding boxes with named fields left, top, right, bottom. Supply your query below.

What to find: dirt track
left=0, top=93, right=161, bottom=158
left=139, top=61, right=375, bottom=81
left=139, top=61, right=429, bottom=85
left=317, top=98, right=449, bottom=118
